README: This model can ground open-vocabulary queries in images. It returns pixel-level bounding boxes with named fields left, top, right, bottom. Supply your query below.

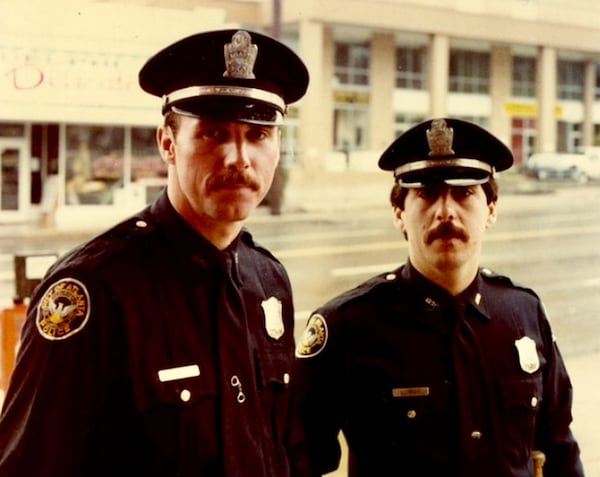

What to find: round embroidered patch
left=295, top=313, right=328, bottom=358
left=36, top=278, right=91, bottom=341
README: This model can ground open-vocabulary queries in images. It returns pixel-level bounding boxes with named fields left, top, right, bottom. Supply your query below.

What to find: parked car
left=523, top=148, right=600, bottom=183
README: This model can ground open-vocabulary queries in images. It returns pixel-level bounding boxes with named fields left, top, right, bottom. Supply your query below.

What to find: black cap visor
left=169, top=97, right=284, bottom=126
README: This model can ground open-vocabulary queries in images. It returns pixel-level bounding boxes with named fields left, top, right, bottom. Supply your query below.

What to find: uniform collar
left=400, top=262, right=492, bottom=321
left=458, top=272, right=491, bottom=321
left=150, top=190, right=244, bottom=271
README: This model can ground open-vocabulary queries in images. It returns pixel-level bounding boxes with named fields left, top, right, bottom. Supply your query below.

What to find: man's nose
left=435, top=191, right=457, bottom=220
left=223, top=139, right=251, bottom=169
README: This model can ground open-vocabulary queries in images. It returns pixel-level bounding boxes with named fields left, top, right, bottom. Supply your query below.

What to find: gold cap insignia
left=223, top=30, right=258, bottom=79
left=36, top=278, right=90, bottom=341
left=426, top=119, right=455, bottom=156
left=295, top=314, right=328, bottom=358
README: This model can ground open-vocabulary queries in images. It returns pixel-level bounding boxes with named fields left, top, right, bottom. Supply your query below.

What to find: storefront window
left=449, top=49, right=490, bottom=94
left=131, top=127, right=166, bottom=181
left=0, top=123, right=26, bottom=138
left=131, top=126, right=167, bottom=203
left=65, top=125, right=124, bottom=205
left=396, top=46, right=428, bottom=90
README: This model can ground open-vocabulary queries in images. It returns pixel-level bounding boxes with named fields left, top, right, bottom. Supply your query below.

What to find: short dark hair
left=390, top=177, right=498, bottom=210
left=163, top=111, right=181, bottom=136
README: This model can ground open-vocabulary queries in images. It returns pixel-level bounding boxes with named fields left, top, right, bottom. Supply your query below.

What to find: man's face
left=158, top=114, right=281, bottom=224
left=393, top=184, right=497, bottom=277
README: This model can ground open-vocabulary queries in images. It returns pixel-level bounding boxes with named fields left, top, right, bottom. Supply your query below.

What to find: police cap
left=139, top=29, right=309, bottom=125
left=378, top=118, right=514, bottom=188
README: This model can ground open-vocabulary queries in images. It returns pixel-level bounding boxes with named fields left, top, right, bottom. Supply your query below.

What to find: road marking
left=274, top=241, right=407, bottom=259
left=273, top=224, right=600, bottom=259
left=331, top=262, right=399, bottom=277
left=583, top=278, right=600, bottom=287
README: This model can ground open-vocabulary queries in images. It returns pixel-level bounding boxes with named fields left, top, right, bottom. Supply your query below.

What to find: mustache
left=208, top=168, right=260, bottom=192
left=426, top=221, right=469, bottom=244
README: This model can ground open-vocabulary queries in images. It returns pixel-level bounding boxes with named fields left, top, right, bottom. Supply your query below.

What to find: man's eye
left=417, top=187, right=439, bottom=201
left=200, top=129, right=227, bottom=141
left=246, top=127, right=270, bottom=142
left=452, top=187, right=474, bottom=200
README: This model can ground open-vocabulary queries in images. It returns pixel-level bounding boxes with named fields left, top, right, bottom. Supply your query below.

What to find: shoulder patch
left=36, top=278, right=91, bottom=341
left=295, top=313, right=328, bottom=358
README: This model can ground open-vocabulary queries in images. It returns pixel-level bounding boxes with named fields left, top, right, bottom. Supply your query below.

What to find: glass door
left=0, top=139, right=29, bottom=222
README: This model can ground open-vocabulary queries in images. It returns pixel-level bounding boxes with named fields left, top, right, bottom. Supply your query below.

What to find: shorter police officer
left=295, top=118, right=584, bottom=477
left=0, top=30, right=310, bottom=476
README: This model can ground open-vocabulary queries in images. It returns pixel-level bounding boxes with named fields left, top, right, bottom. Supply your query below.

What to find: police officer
left=295, top=118, right=585, bottom=477
left=0, top=30, right=310, bottom=476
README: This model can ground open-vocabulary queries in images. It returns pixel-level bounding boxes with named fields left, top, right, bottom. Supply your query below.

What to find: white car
left=524, top=148, right=600, bottom=183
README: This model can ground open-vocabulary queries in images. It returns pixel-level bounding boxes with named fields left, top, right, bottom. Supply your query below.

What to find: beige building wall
left=369, top=33, right=396, bottom=152
left=490, top=46, right=513, bottom=147
left=536, top=47, right=558, bottom=153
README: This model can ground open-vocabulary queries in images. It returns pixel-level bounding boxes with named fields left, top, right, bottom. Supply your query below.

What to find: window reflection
left=65, top=125, right=165, bottom=205
left=66, top=125, right=124, bottom=205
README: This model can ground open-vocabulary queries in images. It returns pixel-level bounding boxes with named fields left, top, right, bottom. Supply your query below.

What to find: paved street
left=1, top=178, right=599, bottom=474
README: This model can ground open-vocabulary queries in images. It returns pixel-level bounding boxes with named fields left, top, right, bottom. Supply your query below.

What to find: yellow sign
left=334, top=90, right=370, bottom=104
left=504, top=102, right=563, bottom=118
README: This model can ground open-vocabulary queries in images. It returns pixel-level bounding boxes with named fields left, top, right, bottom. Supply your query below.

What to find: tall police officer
left=0, top=30, right=310, bottom=476
left=295, top=118, right=584, bottom=477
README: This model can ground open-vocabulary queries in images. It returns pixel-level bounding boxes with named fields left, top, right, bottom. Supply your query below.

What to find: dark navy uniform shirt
left=295, top=262, right=584, bottom=477
left=0, top=191, right=309, bottom=477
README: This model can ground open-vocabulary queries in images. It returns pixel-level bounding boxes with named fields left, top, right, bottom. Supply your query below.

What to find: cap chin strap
left=396, top=176, right=491, bottom=188
left=394, top=157, right=495, bottom=188
left=164, top=85, right=286, bottom=114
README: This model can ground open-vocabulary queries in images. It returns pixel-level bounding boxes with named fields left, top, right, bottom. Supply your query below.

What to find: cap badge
left=223, top=30, right=258, bottom=79
left=426, top=119, right=455, bottom=156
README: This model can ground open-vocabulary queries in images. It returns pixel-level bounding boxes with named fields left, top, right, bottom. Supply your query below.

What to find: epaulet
left=49, top=211, right=157, bottom=276
left=322, top=272, right=395, bottom=311
left=296, top=271, right=395, bottom=358
left=480, top=267, right=539, bottom=298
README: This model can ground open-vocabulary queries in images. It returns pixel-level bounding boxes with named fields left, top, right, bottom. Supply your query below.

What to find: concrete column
left=536, top=46, right=557, bottom=153
left=428, top=33, right=449, bottom=117
left=297, top=20, right=332, bottom=174
left=489, top=45, right=512, bottom=146
left=582, top=60, right=596, bottom=148
left=369, top=32, right=396, bottom=151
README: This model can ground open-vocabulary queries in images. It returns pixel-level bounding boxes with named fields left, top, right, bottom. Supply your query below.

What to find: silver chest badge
left=262, top=296, right=284, bottom=340
left=515, top=336, right=540, bottom=374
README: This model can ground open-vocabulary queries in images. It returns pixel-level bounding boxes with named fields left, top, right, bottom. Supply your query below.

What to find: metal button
left=180, top=389, right=191, bottom=402
left=385, top=273, right=396, bottom=281
left=531, top=396, right=538, bottom=408
left=471, top=430, right=482, bottom=439
left=283, top=372, right=290, bottom=384
left=406, top=409, right=416, bottom=419
left=135, top=220, right=148, bottom=228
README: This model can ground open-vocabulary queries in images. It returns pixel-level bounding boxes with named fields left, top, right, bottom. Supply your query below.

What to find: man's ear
left=392, top=206, right=405, bottom=232
left=156, top=126, right=175, bottom=164
left=486, top=201, right=498, bottom=229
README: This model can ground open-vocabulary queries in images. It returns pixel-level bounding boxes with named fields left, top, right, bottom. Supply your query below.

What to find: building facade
left=1, top=0, right=600, bottom=226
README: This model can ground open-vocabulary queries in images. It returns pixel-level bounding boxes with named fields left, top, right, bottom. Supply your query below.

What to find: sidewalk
left=569, top=351, right=600, bottom=476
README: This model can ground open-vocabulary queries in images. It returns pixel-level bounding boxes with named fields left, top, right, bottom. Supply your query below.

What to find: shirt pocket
left=133, top=363, right=220, bottom=472
left=254, top=344, right=293, bottom=440
left=500, top=374, right=543, bottom=465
